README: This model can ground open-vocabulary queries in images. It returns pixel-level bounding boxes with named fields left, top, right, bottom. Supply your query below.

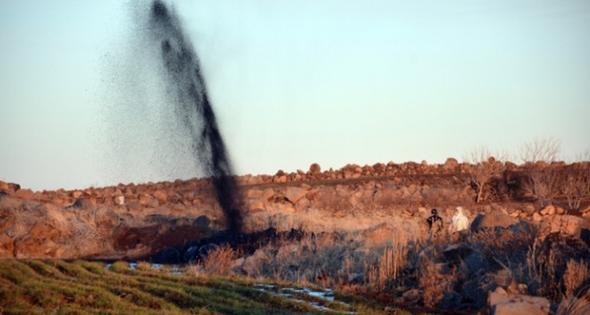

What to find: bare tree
left=520, top=138, right=561, bottom=163
left=522, top=169, right=559, bottom=207
left=564, top=170, right=590, bottom=213
left=574, top=150, right=590, bottom=162
left=466, top=148, right=504, bottom=203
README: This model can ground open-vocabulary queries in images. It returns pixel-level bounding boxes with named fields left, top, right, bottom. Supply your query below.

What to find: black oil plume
left=145, top=0, right=242, bottom=234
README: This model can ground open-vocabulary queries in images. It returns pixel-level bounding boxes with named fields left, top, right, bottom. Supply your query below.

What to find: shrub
left=418, top=257, right=456, bottom=308
left=111, top=261, right=129, bottom=273
left=136, top=261, right=152, bottom=271
left=564, top=260, right=590, bottom=296
left=557, top=285, right=590, bottom=315
left=202, top=245, right=235, bottom=276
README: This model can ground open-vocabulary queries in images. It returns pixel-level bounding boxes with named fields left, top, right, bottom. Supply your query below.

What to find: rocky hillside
left=1, top=159, right=589, bottom=259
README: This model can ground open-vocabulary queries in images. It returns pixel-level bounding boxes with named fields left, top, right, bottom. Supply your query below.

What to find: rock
left=0, top=180, right=20, bottom=194
left=489, top=292, right=550, bottom=315
left=194, top=215, right=211, bottom=230
left=283, top=187, right=308, bottom=204
left=532, top=212, right=543, bottom=222
left=471, top=212, right=518, bottom=231
left=494, top=286, right=508, bottom=295
left=14, top=189, right=33, bottom=200
left=556, top=207, right=565, bottom=215
left=495, top=269, right=513, bottom=287
left=402, top=289, right=421, bottom=303
left=540, top=205, right=557, bottom=216
left=443, top=158, right=459, bottom=170
left=308, top=163, right=321, bottom=175
left=273, top=175, right=287, bottom=184
left=443, top=245, right=488, bottom=275
left=71, top=197, right=97, bottom=209
left=14, top=222, right=64, bottom=258
left=538, top=215, right=590, bottom=239
left=125, top=199, right=142, bottom=212
left=139, top=194, right=158, bottom=208
left=152, top=190, right=168, bottom=203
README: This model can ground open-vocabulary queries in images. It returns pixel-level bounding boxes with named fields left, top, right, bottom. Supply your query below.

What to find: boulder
left=0, top=180, right=20, bottom=194
left=540, top=205, right=562, bottom=216
left=283, top=186, right=308, bottom=204
left=152, top=190, right=168, bottom=204
left=538, top=215, right=590, bottom=239
left=193, top=215, right=211, bottom=230
left=443, top=244, right=488, bottom=275
left=273, top=175, right=288, bottom=184
left=471, top=212, right=518, bottom=231
left=14, top=189, right=33, bottom=200
left=138, top=194, right=157, bottom=207
left=494, top=269, right=513, bottom=287
left=308, top=163, right=321, bottom=175
left=489, top=290, right=550, bottom=315
left=443, top=158, right=459, bottom=171
left=71, top=197, right=97, bottom=209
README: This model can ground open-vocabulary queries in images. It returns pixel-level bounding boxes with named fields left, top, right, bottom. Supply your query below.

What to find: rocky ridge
left=1, top=159, right=589, bottom=259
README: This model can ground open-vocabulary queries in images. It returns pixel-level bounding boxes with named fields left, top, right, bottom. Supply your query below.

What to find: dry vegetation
left=520, top=138, right=561, bottom=164
left=180, top=225, right=590, bottom=313
left=2, top=139, right=590, bottom=313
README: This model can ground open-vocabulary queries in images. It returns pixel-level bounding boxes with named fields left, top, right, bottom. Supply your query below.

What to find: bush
left=564, top=260, right=590, bottom=296
left=202, top=246, right=235, bottom=276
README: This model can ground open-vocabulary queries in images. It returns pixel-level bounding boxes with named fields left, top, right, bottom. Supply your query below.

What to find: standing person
left=427, top=208, right=443, bottom=239
left=449, top=206, right=469, bottom=234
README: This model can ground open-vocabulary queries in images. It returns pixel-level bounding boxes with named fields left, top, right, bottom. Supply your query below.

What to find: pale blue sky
left=1, top=0, right=589, bottom=190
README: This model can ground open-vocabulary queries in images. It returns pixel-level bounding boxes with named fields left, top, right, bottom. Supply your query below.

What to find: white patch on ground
left=254, top=283, right=354, bottom=314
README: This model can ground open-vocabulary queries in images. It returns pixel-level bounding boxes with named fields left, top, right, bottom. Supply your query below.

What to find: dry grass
left=564, top=260, right=590, bottom=296
left=202, top=245, right=236, bottom=276
left=136, top=261, right=152, bottom=271
left=170, top=225, right=589, bottom=312
left=557, top=285, right=590, bottom=315
left=365, top=243, right=408, bottom=291
left=418, top=257, right=456, bottom=308
left=564, top=171, right=590, bottom=213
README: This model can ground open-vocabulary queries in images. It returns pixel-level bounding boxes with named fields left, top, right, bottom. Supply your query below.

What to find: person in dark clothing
left=427, top=208, right=443, bottom=238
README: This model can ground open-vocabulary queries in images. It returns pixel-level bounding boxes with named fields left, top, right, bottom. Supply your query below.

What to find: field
left=0, top=259, right=402, bottom=315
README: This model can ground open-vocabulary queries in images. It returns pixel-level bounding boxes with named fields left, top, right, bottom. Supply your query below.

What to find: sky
left=0, top=0, right=589, bottom=190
